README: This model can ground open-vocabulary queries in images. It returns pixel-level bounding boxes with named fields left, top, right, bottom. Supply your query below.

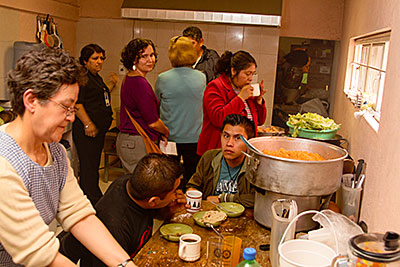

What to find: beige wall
left=332, top=0, right=400, bottom=233
left=0, top=0, right=79, bottom=99
left=281, top=0, right=344, bottom=40
left=79, top=0, right=124, bottom=19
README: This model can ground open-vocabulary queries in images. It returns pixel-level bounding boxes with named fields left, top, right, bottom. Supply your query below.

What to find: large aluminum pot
left=245, top=136, right=348, bottom=196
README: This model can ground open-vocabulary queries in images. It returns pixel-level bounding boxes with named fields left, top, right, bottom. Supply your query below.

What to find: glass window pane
left=382, top=41, right=389, bottom=71
left=364, top=68, right=381, bottom=108
left=350, top=64, right=360, bottom=91
left=361, top=45, right=370, bottom=64
left=358, top=66, right=367, bottom=92
left=348, top=31, right=390, bottom=119
left=353, top=44, right=362, bottom=63
left=369, top=43, right=385, bottom=69
left=376, top=72, right=385, bottom=113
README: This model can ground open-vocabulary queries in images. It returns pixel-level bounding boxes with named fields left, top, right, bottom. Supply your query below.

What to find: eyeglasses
left=48, top=99, right=78, bottom=117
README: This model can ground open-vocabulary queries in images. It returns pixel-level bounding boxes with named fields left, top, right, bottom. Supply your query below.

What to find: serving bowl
left=287, top=121, right=339, bottom=140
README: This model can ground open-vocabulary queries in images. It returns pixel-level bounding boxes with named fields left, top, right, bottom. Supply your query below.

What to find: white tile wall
left=76, top=18, right=280, bottom=125
left=225, top=25, right=244, bottom=52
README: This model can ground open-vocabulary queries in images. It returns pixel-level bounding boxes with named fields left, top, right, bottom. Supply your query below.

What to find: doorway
left=272, top=37, right=336, bottom=128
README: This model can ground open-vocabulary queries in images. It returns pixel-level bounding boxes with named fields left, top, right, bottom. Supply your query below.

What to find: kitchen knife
left=354, top=159, right=365, bottom=186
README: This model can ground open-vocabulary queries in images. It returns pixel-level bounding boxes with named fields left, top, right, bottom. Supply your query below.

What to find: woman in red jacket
left=197, top=50, right=267, bottom=155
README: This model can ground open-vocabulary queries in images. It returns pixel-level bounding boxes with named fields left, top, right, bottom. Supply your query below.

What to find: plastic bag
left=299, top=97, right=329, bottom=117
left=310, top=210, right=363, bottom=255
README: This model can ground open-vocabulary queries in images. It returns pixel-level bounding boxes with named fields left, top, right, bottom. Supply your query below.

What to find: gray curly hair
left=7, top=48, right=87, bottom=116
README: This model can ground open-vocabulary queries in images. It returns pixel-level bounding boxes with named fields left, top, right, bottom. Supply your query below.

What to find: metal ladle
left=240, top=135, right=263, bottom=154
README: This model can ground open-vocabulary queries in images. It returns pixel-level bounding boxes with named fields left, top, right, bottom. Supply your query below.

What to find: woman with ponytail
left=196, top=50, right=266, bottom=155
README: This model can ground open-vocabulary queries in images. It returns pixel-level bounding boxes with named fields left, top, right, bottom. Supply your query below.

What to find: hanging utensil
left=53, top=21, right=63, bottom=48
left=50, top=19, right=60, bottom=48
left=40, top=16, right=49, bottom=46
left=36, top=16, right=42, bottom=41
left=43, top=15, right=54, bottom=48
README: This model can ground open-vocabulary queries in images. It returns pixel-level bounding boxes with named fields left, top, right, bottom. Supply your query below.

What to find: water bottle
left=235, top=247, right=261, bottom=267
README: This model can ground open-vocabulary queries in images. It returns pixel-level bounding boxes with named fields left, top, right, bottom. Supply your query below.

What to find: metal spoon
left=205, top=223, right=224, bottom=238
left=210, top=201, right=235, bottom=214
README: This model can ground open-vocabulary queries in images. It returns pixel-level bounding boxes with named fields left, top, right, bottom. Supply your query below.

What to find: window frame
left=345, top=31, right=390, bottom=123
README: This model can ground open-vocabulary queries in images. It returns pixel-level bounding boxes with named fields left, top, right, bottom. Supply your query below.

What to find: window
left=345, top=31, right=390, bottom=122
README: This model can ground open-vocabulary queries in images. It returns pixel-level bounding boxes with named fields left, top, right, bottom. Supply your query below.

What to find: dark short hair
left=221, top=114, right=255, bottom=139
left=182, top=26, right=203, bottom=42
left=7, top=48, right=87, bottom=116
left=215, top=50, right=257, bottom=78
left=79, top=44, right=105, bottom=65
left=120, top=38, right=158, bottom=70
left=127, top=154, right=184, bottom=200
left=168, top=36, right=197, bottom=67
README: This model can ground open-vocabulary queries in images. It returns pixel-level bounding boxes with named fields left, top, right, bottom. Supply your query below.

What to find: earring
left=132, top=65, right=136, bottom=71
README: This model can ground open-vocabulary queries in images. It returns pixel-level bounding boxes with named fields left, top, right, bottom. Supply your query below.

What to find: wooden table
left=133, top=201, right=272, bottom=266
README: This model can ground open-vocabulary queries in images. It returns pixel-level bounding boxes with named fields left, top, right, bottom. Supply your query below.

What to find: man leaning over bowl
left=186, top=114, right=256, bottom=208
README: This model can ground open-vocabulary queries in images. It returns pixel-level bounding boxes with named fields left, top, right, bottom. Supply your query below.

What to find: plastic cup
left=337, top=183, right=362, bottom=222
left=206, top=235, right=242, bottom=267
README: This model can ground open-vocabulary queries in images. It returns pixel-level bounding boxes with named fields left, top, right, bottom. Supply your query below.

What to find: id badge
left=104, top=88, right=111, bottom=107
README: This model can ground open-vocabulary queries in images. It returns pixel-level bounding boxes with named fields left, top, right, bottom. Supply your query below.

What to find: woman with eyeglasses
left=196, top=50, right=267, bottom=156
left=117, top=38, right=169, bottom=173
left=0, top=48, right=136, bottom=267
left=73, top=43, right=119, bottom=205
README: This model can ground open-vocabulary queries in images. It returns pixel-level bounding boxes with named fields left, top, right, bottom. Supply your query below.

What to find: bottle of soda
left=235, top=247, right=262, bottom=267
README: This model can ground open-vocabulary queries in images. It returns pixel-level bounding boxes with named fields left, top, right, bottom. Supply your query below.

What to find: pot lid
left=350, top=232, right=400, bottom=263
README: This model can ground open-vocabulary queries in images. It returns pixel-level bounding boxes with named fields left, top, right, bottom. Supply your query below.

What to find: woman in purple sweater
left=117, top=38, right=169, bottom=173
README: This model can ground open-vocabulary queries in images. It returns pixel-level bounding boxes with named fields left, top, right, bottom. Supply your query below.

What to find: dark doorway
left=272, top=37, right=335, bottom=128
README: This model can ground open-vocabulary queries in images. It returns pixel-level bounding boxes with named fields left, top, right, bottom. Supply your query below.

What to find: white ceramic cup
left=186, top=190, right=202, bottom=213
left=179, top=233, right=201, bottom=262
left=251, top=83, right=260, bottom=96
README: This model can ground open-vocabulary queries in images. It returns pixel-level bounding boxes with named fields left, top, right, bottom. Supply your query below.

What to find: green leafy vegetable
left=287, top=113, right=340, bottom=137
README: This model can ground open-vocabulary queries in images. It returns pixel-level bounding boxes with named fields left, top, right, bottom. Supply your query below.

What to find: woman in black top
left=73, top=44, right=118, bottom=205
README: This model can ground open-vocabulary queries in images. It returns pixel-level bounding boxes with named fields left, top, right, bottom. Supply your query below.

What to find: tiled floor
left=98, top=164, right=124, bottom=194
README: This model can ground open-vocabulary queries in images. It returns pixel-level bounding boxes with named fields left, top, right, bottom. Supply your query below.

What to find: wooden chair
left=102, top=131, right=124, bottom=182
